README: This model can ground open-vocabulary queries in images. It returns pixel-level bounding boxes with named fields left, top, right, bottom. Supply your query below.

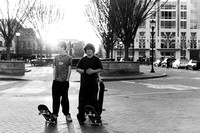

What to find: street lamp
left=150, top=20, right=156, bottom=73
left=16, top=32, right=20, bottom=59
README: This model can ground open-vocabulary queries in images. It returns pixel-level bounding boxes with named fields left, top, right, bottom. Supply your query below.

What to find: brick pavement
left=2, top=65, right=200, bottom=132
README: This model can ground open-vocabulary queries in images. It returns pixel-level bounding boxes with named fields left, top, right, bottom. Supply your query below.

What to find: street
left=0, top=65, right=200, bottom=132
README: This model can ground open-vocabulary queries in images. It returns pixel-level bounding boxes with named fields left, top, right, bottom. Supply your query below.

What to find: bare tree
left=85, top=0, right=117, bottom=58
left=110, top=0, right=168, bottom=60
left=0, top=0, right=36, bottom=60
left=26, top=0, right=65, bottom=59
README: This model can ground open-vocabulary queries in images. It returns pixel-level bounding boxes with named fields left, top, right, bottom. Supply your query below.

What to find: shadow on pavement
left=44, top=124, right=58, bottom=133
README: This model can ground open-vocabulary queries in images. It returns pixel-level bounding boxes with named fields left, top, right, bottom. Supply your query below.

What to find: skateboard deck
left=98, top=81, right=105, bottom=115
left=38, top=104, right=56, bottom=124
left=84, top=105, right=102, bottom=126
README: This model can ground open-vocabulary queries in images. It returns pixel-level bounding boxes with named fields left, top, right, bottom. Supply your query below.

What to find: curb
left=71, top=73, right=167, bottom=82
left=102, top=73, right=167, bottom=82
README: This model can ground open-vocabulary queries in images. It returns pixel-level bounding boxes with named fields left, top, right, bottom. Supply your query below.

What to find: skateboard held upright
left=38, top=104, right=56, bottom=124
left=98, top=81, right=105, bottom=115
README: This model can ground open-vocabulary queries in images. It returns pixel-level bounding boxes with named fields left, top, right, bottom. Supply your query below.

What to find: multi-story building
left=133, top=0, right=200, bottom=62
left=0, top=27, right=38, bottom=60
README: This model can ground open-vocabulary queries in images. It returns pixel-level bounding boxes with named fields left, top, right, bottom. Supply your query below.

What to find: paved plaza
left=1, top=65, right=200, bottom=132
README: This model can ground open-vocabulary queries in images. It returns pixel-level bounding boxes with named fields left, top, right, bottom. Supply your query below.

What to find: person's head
left=57, top=41, right=67, bottom=50
left=84, top=43, right=95, bottom=53
left=57, top=41, right=67, bottom=54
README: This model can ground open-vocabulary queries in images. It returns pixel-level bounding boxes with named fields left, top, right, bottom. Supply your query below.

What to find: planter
left=0, top=61, right=25, bottom=76
left=101, top=61, right=140, bottom=76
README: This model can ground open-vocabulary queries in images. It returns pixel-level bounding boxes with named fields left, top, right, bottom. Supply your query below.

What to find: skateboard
left=98, top=81, right=106, bottom=115
left=38, top=104, right=56, bottom=124
left=84, top=105, right=102, bottom=126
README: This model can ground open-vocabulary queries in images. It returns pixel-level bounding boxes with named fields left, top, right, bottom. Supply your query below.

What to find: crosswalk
left=121, top=80, right=200, bottom=91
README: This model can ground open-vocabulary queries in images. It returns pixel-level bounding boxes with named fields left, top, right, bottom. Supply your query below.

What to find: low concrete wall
left=0, top=61, right=25, bottom=76
left=101, top=61, right=140, bottom=76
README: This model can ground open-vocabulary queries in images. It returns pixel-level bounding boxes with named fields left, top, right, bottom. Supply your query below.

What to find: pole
left=16, top=36, right=19, bottom=59
left=150, top=26, right=155, bottom=73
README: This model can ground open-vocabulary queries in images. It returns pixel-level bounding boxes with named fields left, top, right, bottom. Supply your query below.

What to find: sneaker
left=65, top=114, right=72, bottom=122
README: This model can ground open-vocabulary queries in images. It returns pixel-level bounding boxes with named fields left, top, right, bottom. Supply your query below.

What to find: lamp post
left=119, top=42, right=123, bottom=59
left=150, top=20, right=155, bottom=73
left=16, top=32, right=20, bottom=59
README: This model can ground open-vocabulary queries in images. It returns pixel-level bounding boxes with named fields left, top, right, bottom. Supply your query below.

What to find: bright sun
left=45, top=0, right=100, bottom=47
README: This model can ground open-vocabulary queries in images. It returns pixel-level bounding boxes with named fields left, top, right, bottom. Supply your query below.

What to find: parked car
left=30, top=58, right=53, bottom=66
left=161, top=58, right=176, bottom=68
left=154, top=59, right=162, bottom=67
left=30, top=59, right=37, bottom=66
left=172, top=59, right=189, bottom=69
left=161, top=58, right=168, bottom=67
left=185, top=59, right=200, bottom=70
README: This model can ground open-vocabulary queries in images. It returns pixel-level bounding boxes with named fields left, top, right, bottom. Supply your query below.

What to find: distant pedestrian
left=76, top=43, right=103, bottom=125
left=52, top=41, right=73, bottom=122
left=166, top=58, right=170, bottom=68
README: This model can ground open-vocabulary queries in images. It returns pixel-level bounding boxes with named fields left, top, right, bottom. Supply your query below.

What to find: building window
left=180, top=12, right=187, bottom=19
left=139, top=51, right=145, bottom=57
left=161, top=52, right=175, bottom=57
left=191, top=3, right=197, bottom=10
left=190, top=21, right=197, bottom=29
left=181, top=2, right=187, bottom=10
left=161, top=11, right=176, bottom=19
left=190, top=32, right=197, bottom=49
left=161, top=21, right=176, bottom=29
left=139, top=22, right=146, bottom=28
left=139, top=32, right=146, bottom=48
left=161, top=2, right=176, bottom=9
left=181, top=32, right=187, bottom=49
left=161, top=32, right=176, bottom=48
left=180, top=21, right=187, bottom=29
left=190, top=12, right=197, bottom=21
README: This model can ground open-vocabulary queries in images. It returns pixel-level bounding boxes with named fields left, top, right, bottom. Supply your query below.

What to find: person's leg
left=52, top=80, right=61, bottom=117
left=61, top=81, right=70, bottom=115
left=60, top=81, right=72, bottom=122
left=77, top=84, right=87, bottom=124
left=88, top=80, right=100, bottom=115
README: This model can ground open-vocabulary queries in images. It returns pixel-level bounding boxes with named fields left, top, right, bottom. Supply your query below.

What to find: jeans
left=77, top=78, right=99, bottom=121
left=52, top=80, right=70, bottom=116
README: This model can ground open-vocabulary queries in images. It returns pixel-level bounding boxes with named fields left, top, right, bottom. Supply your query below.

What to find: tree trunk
left=6, top=40, right=11, bottom=60
left=124, top=45, right=129, bottom=61
left=106, top=49, right=110, bottom=58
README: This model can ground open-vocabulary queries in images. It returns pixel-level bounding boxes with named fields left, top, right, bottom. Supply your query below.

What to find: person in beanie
left=76, top=43, right=103, bottom=125
left=52, top=41, right=72, bottom=122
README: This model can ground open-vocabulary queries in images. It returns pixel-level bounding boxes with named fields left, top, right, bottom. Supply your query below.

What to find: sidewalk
left=0, top=65, right=167, bottom=81
left=0, top=65, right=170, bottom=133
left=2, top=66, right=200, bottom=132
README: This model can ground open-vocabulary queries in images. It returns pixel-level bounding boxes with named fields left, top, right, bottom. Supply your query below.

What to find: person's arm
left=86, top=58, right=103, bottom=75
left=66, top=57, right=72, bottom=81
left=76, top=58, right=85, bottom=74
left=53, top=66, right=56, bottom=80
left=86, top=68, right=102, bottom=75
left=76, top=68, right=85, bottom=74
left=98, top=73, right=102, bottom=81
left=66, top=65, right=71, bottom=81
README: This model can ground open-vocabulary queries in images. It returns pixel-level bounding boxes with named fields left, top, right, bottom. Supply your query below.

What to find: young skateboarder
left=76, top=43, right=103, bottom=125
left=52, top=41, right=72, bottom=122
